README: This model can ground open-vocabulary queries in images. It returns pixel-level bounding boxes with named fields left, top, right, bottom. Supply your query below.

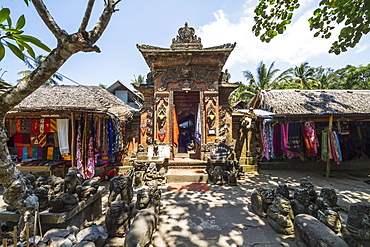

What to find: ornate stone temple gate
left=135, top=23, right=239, bottom=164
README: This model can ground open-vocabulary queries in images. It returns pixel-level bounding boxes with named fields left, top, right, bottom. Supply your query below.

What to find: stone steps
left=166, top=169, right=209, bottom=183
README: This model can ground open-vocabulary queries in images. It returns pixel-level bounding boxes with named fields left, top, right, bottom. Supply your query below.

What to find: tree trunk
left=0, top=0, right=121, bottom=241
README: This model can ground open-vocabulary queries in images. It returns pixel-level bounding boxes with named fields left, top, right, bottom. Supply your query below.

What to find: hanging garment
left=195, top=104, right=201, bottom=145
left=16, top=119, right=21, bottom=134
left=301, top=121, right=320, bottom=156
left=273, top=123, right=283, bottom=159
left=86, top=115, right=96, bottom=179
left=261, top=120, right=270, bottom=160
left=30, top=119, right=40, bottom=133
left=6, top=119, right=17, bottom=137
left=76, top=120, right=85, bottom=178
left=173, top=106, right=180, bottom=147
left=49, top=119, right=58, bottom=133
left=282, top=122, right=289, bottom=156
left=47, top=147, right=54, bottom=160
left=321, top=131, right=328, bottom=162
left=32, top=147, right=38, bottom=159
left=57, top=119, right=70, bottom=155
left=44, top=118, right=51, bottom=133
left=329, top=131, right=341, bottom=165
left=20, top=119, right=31, bottom=134
left=286, top=122, right=302, bottom=158
left=40, top=118, right=45, bottom=133
left=338, top=120, right=349, bottom=135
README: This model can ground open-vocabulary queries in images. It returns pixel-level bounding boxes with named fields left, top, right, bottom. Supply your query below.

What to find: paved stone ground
left=1, top=168, right=369, bottom=247
left=150, top=168, right=370, bottom=247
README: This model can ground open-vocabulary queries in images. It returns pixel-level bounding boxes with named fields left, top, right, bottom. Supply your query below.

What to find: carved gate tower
left=135, top=23, right=239, bottom=161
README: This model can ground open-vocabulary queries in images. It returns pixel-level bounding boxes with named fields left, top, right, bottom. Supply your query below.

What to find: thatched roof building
left=8, top=85, right=134, bottom=122
left=248, top=90, right=370, bottom=117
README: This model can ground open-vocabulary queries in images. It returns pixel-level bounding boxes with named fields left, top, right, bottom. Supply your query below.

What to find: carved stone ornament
left=219, top=106, right=232, bottom=119
left=207, top=104, right=216, bottom=128
left=171, top=22, right=203, bottom=50
left=157, top=103, right=167, bottom=127
left=146, top=109, right=153, bottom=118
left=159, top=65, right=215, bottom=91
left=201, top=142, right=215, bottom=152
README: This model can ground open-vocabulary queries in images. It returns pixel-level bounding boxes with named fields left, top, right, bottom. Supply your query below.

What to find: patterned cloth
left=31, top=119, right=40, bottom=133
left=273, top=123, right=283, bottom=159
left=286, top=122, right=302, bottom=158
left=321, top=131, right=328, bottom=162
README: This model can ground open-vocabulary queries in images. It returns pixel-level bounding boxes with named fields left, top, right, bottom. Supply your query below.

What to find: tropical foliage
left=0, top=7, right=51, bottom=61
left=252, top=0, right=370, bottom=54
left=17, top=55, right=63, bottom=85
left=230, top=62, right=370, bottom=104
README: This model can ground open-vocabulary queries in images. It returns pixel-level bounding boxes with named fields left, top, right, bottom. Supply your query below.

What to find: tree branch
left=31, top=0, right=65, bottom=39
left=89, top=0, right=121, bottom=43
left=79, top=0, right=96, bottom=33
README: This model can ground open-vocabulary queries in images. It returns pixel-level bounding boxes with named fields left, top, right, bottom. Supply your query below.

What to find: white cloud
left=197, top=1, right=341, bottom=70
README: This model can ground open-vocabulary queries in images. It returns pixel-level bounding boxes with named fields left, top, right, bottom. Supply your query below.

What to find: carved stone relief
left=159, top=66, right=216, bottom=91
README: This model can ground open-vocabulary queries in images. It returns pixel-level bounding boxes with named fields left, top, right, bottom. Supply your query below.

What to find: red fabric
left=44, top=118, right=51, bottom=133
left=31, top=119, right=40, bottom=133
left=173, top=107, right=179, bottom=147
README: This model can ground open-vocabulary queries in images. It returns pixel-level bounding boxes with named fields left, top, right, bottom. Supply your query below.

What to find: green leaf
left=15, top=15, right=26, bottom=30
left=0, top=42, right=5, bottom=61
left=23, top=0, right=30, bottom=6
left=0, top=8, right=10, bottom=24
left=17, top=35, right=51, bottom=52
left=5, top=41, right=24, bottom=60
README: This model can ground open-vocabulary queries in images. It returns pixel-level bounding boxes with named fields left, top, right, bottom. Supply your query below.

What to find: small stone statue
left=148, top=180, right=161, bottom=214
left=291, top=188, right=317, bottom=216
left=64, top=170, right=82, bottom=196
left=210, top=166, right=224, bottom=185
left=251, top=188, right=275, bottom=218
left=267, top=197, right=295, bottom=235
left=49, top=193, right=79, bottom=213
left=144, top=163, right=166, bottom=185
left=346, top=202, right=370, bottom=246
left=315, top=188, right=343, bottom=233
left=34, top=187, right=49, bottom=211
left=316, top=188, right=341, bottom=212
left=80, top=177, right=100, bottom=200
left=124, top=208, right=158, bottom=247
left=299, top=177, right=318, bottom=203
left=105, top=200, right=130, bottom=237
left=108, top=174, right=133, bottom=207
left=129, top=188, right=157, bottom=221
left=275, top=183, right=290, bottom=200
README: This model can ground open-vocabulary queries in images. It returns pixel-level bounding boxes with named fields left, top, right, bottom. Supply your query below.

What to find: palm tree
left=130, top=74, right=145, bottom=86
left=0, top=69, right=12, bottom=90
left=243, top=61, right=290, bottom=90
left=231, top=61, right=290, bottom=103
left=17, top=55, right=63, bottom=85
left=314, top=67, right=339, bottom=89
left=287, top=62, right=316, bottom=89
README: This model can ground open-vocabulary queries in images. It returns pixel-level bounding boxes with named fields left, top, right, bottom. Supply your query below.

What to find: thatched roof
left=248, top=90, right=370, bottom=116
left=9, top=85, right=135, bottom=122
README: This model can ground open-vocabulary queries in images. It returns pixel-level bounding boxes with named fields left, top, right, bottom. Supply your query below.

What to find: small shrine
left=134, top=22, right=239, bottom=162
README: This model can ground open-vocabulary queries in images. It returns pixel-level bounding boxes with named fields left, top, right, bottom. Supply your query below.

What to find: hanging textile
left=286, top=122, right=302, bottom=158
left=337, top=120, right=349, bottom=135
left=195, top=103, right=201, bottom=145
left=261, top=120, right=270, bottom=160
left=20, top=119, right=31, bottom=134
left=30, top=119, right=40, bottom=134
left=272, top=123, right=283, bottom=159
left=282, top=122, right=289, bottom=156
left=87, top=115, right=96, bottom=178
left=40, top=118, right=45, bottom=133
left=329, top=131, right=342, bottom=165
left=76, top=120, right=84, bottom=178
left=49, top=119, right=58, bottom=133
left=173, top=106, right=179, bottom=147
left=6, top=119, right=17, bottom=137
left=57, top=119, right=70, bottom=155
left=301, top=121, right=320, bottom=156
left=321, top=131, right=328, bottom=161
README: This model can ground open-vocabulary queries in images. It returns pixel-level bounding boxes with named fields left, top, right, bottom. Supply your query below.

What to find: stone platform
left=0, top=186, right=106, bottom=232
left=166, top=169, right=208, bottom=183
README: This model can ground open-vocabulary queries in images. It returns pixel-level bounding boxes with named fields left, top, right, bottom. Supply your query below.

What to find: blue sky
left=1, top=0, right=369, bottom=89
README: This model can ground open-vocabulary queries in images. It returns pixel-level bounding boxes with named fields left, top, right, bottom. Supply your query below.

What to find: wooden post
left=71, top=112, right=76, bottom=167
left=3, top=239, right=7, bottom=247
left=326, top=115, right=333, bottom=178
left=13, top=226, right=17, bottom=247
left=25, top=222, right=29, bottom=247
